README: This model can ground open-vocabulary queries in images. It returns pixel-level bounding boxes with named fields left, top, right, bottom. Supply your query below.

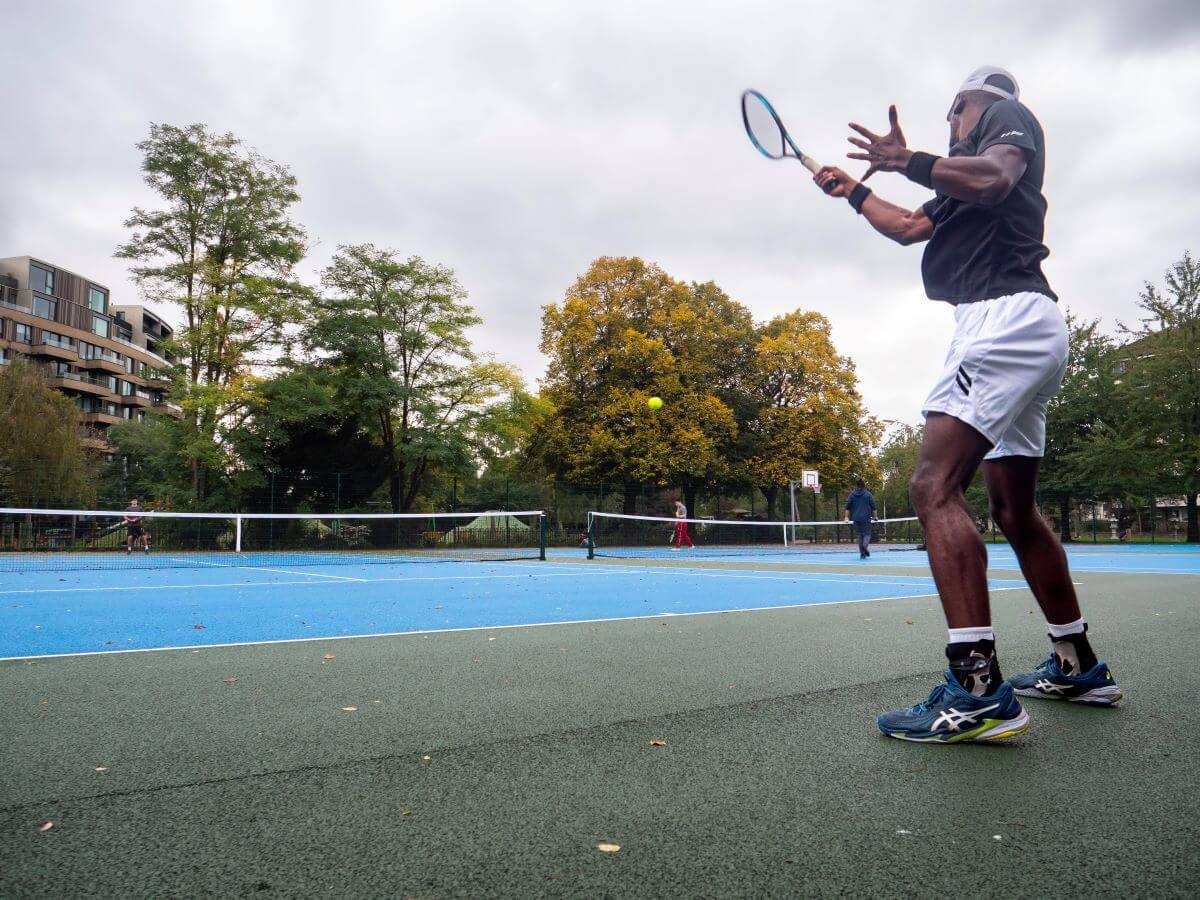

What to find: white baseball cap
left=949, top=66, right=1019, bottom=116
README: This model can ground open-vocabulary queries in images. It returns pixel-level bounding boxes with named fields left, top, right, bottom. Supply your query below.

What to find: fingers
left=847, top=152, right=871, bottom=162
left=847, top=136, right=871, bottom=151
left=848, top=122, right=880, bottom=142
left=888, top=104, right=900, bottom=132
left=860, top=164, right=880, bottom=182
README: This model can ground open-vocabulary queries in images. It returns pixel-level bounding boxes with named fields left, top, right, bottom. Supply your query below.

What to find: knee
left=909, top=468, right=954, bottom=521
left=989, top=496, right=1035, bottom=537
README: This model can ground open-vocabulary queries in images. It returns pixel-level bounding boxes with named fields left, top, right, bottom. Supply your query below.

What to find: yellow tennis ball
left=647, top=396, right=663, bottom=410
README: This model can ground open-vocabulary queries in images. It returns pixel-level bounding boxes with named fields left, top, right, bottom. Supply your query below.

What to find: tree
left=534, top=257, right=751, bottom=513
left=0, top=360, right=94, bottom=508
left=877, top=423, right=923, bottom=519
left=1114, top=252, right=1200, bottom=541
left=116, top=123, right=311, bottom=504
left=308, top=244, right=524, bottom=512
left=741, top=311, right=882, bottom=519
left=1040, top=314, right=1122, bottom=541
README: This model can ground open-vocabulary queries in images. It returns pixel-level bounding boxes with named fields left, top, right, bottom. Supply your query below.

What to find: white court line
left=171, top=557, right=368, bottom=582
left=1, top=588, right=1027, bottom=662
left=0, top=569, right=625, bottom=596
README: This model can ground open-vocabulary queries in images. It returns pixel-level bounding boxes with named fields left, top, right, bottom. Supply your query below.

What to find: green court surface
left=1, top=554, right=1197, bottom=897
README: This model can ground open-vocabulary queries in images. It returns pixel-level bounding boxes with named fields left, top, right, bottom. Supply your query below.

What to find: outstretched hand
left=847, top=105, right=912, bottom=181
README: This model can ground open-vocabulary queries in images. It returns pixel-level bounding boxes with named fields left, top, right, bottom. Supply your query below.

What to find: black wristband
left=905, top=151, right=941, bottom=189
left=847, top=183, right=872, bottom=214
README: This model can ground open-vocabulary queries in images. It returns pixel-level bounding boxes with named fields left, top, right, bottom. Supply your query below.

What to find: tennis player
left=124, top=497, right=150, bottom=555
left=671, top=499, right=694, bottom=551
left=813, top=66, right=1121, bottom=743
left=843, top=479, right=877, bottom=559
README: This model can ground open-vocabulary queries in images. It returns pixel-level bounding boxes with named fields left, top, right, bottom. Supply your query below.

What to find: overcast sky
left=3, top=0, right=1198, bottom=429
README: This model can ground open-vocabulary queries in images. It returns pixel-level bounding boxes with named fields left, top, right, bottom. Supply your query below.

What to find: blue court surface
left=0, top=557, right=1031, bottom=659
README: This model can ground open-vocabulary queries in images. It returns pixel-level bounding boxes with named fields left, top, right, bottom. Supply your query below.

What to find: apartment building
left=0, top=255, right=181, bottom=454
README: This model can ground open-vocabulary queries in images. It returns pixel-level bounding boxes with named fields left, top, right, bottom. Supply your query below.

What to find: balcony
left=80, top=411, right=123, bottom=426
left=49, top=371, right=117, bottom=397
left=32, top=337, right=78, bottom=362
left=153, top=400, right=184, bottom=418
left=122, top=390, right=155, bottom=408
left=77, top=351, right=125, bottom=375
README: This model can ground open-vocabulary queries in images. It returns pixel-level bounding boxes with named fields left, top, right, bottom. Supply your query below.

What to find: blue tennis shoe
left=1008, top=656, right=1123, bottom=706
left=878, top=673, right=1030, bottom=743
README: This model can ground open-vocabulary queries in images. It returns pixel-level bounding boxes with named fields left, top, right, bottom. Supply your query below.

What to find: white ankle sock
left=947, top=626, right=995, bottom=645
left=1047, top=618, right=1086, bottom=638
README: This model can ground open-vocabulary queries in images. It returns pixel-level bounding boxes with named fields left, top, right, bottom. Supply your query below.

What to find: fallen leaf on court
left=993, top=835, right=1003, bottom=841
left=422, top=754, right=431, bottom=761
left=402, top=810, right=413, bottom=816
left=323, top=653, right=335, bottom=660
left=223, top=677, right=237, bottom=684
left=433, top=605, right=443, bottom=610
left=649, top=740, right=667, bottom=747
left=94, top=767, right=108, bottom=772
left=596, top=842, right=620, bottom=853
left=193, top=624, right=206, bottom=630
left=341, top=706, right=357, bottom=712
left=38, top=821, right=54, bottom=832
left=896, top=829, right=913, bottom=835
left=487, top=636, right=496, bottom=641
left=905, top=620, right=914, bottom=625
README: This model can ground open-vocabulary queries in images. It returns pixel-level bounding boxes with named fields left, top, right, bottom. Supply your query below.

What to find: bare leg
left=984, top=456, right=1081, bottom=625
left=910, top=413, right=994, bottom=628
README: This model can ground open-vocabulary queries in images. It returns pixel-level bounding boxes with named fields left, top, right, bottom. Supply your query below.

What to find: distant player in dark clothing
left=843, top=479, right=877, bottom=559
left=814, top=66, right=1120, bottom=743
left=124, top=497, right=150, bottom=555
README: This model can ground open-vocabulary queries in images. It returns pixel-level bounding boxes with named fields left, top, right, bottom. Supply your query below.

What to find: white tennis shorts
left=922, top=291, right=1068, bottom=459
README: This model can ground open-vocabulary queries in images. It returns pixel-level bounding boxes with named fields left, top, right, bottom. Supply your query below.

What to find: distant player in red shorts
left=671, top=499, right=694, bottom=551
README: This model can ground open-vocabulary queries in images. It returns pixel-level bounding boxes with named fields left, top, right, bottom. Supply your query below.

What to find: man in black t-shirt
left=811, top=67, right=1121, bottom=744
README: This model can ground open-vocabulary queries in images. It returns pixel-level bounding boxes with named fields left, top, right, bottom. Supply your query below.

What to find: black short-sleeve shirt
left=919, top=100, right=1056, bottom=304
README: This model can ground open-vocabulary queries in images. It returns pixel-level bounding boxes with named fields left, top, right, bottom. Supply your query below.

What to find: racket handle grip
left=821, top=178, right=837, bottom=195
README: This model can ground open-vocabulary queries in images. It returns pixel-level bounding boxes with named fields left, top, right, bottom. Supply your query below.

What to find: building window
left=15, top=323, right=31, bottom=343
left=33, top=294, right=57, bottom=320
left=88, top=286, right=107, bottom=313
left=0, top=349, right=9, bottom=365
left=30, top=264, right=54, bottom=295
left=92, top=316, right=110, bottom=338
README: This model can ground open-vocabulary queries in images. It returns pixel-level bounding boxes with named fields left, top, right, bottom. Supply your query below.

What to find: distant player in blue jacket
left=843, top=480, right=877, bottom=559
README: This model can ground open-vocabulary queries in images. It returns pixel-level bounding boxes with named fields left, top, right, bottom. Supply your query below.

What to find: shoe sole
left=882, top=708, right=1031, bottom=744
left=1014, top=684, right=1123, bottom=706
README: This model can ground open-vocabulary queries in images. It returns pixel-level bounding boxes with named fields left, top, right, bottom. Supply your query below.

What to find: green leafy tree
left=877, top=423, right=923, bottom=519
left=116, top=123, right=311, bottom=504
left=0, top=360, right=95, bottom=507
left=308, top=244, right=524, bottom=512
left=1103, top=252, right=1200, bottom=541
left=1040, top=314, right=1122, bottom=540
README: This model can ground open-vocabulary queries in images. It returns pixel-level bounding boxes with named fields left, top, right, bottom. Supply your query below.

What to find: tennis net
left=587, top=511, right=923, bottom=559
left=0, top=507, right=547, bottom=571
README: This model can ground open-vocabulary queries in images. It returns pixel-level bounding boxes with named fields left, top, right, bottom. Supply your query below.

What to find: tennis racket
left=741, top=89, right=836, bottom=193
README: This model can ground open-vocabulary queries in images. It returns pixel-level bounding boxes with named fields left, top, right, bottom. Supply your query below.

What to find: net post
left=587, top=512, right=595, bottom=560
left=235, top=515, right=243, bottom=554
left=539, top=513, right=547, bottom=561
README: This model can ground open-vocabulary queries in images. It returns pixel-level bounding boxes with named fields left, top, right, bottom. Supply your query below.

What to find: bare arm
left=846, top=105, right=1028, bottom=207
left=814, top=166, right=933, bottom=246
left=919, top=145, right=1026, bottom=206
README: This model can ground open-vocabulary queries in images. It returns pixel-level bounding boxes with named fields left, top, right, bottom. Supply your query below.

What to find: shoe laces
left=910, top=681, right=950, bottom=714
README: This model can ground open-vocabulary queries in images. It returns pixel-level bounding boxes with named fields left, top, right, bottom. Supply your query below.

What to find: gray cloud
left=2, top=0, right=1197, bottom=428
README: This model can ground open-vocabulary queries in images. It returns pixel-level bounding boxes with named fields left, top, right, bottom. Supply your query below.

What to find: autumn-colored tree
left=534, top=257, right=751, bottom=512
left=0, top=359, right=95, bottom=507
left=741, top=311, right=881, bottom=518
